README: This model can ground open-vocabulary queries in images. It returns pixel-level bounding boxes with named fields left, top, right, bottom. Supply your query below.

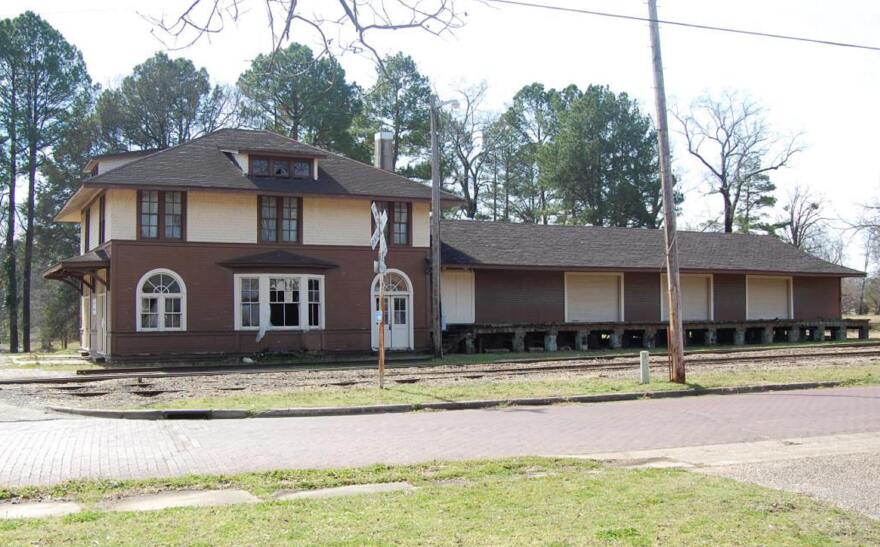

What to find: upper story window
left=250, top=155, right=312, bottom=179
left=372, top=201, right=411, bottom=246
left=259, top=195, right=300, bottom=243
left=138, top=190, right=186, bottom=240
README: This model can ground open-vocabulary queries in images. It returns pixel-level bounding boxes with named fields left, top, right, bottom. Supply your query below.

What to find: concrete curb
left=45, top=381, right=844, bottom=421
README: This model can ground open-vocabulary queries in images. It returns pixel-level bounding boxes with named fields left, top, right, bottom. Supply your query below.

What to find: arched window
left=136, top=269, right=186, bottom=331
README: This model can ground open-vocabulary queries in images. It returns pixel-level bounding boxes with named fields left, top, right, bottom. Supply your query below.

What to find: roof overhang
left=43, top=249, right=110, bottom=293
left=55, top=186, right=102, bottom=222
left=217, top=250, right=339, bottom=270
left=439, top=262, right=865, bottom=277
left=236, top=147, right=328, bottom=159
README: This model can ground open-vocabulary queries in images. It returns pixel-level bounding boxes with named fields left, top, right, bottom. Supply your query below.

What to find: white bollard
left=639, top=351, right=650, bottom=384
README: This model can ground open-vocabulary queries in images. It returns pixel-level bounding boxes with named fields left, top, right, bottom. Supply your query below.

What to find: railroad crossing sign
left=370, top=202, right=388, bottom=273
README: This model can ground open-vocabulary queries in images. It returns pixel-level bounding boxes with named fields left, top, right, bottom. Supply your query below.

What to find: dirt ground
left=1, top=345, right=878, bottom=410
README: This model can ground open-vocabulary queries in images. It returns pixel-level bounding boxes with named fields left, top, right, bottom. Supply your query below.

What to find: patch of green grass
left=0, top=458, right=877, bottom=545
left=143, top=364, right=880, bottom=411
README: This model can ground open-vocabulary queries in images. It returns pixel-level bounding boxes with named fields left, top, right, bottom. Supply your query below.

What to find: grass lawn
left=1, top=458, right=878, bottom=545
left=145, top=363, right=880, bottom=411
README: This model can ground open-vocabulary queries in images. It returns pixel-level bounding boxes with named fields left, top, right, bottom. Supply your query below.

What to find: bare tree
left=674, top=90, right=802, bottom=233
left=443, top=83, right=496, bottom=219
left=779, top=184, right=825, bottom=250
left=146, top=0, right=463, bottom=64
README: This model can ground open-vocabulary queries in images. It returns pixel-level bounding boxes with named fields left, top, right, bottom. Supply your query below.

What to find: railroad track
left=3, top=344, right=880, bottom=388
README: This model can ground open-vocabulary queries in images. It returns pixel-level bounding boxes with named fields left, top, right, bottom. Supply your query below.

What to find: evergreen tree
left=238, top=44, right=361, bottom=157
left=363, top=53, right=432, bottom=171
left=96, top=52, right=232, bottom=151
left=540, top=85, right=669, bottom=228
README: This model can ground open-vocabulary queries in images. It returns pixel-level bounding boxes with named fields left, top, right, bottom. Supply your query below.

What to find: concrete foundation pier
left=643, top=328, right=657, bottom=349
left=812, top=325, right=825, bottom=342
left=464, top=333, right=476, bottom=354
left=787, top=327, right=801, bottom=343
left=734, top=328, right=746, bottom=346
left=512, top=330, right=526, bottom=353
left=575, top=330, right=590, bottom=351
left=760, top=326, right=773, bottom=345
left=859, top=325, right=870, bottom=340
left=831, top=325, right=846, bottom=341
left=543, top=333, right=558, bottom=352
left=610, top=329, right=623, bottom=350
left=703, top=328, right=717, bottom=346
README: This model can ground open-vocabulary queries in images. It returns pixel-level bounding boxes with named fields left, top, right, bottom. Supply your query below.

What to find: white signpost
left=371, top=203, right=388, bottom=388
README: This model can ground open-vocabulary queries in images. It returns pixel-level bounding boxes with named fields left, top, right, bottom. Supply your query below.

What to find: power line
left=484, top=0, right=880, bottom=53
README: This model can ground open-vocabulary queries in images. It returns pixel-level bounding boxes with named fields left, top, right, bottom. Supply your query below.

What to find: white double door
left=374, top=295, right=410, bottom=350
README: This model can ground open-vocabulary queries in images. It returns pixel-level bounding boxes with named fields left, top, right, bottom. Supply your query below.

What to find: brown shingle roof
left=79, top=128, right=459, bottom=202
left=440, top=219, right=863, bottom=277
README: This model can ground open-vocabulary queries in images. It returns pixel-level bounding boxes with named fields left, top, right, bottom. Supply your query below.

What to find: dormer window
left=249, top=155, right=313, bottom=179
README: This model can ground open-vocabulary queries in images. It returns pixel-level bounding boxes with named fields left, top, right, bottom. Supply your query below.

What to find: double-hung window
left=259, top=196, right=300, bottom=243
left=234, top=274, right=324, bottom=330
left=138, top=190, right=186, bottom=240
left=371, top=201, right=410, bottom=246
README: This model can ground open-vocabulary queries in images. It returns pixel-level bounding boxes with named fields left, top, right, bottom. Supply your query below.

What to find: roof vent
left=374, top=131, right=394, bottom=172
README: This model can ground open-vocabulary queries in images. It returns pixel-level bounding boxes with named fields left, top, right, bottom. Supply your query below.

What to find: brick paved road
left=0, top=386, right=878, bottom=486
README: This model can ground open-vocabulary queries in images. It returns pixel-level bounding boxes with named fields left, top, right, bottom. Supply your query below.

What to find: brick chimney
left=374, top=131, right=394, bottom=171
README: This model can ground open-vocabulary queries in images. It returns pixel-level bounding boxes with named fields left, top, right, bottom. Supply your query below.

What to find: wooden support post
left=788, top=327, right=801, bottom=343
left=430, top=98, right=443, bottom=358
left=378, top=272, right=385, bottom=389
left=760, top=326, right=773, bottom=345
left=833, top=325, right=846, bottom=341
left=734, top=328, right=746, bottom=346
left=648, top=0, right=685, bottom=383
left=813, top=324, right=826, bottom=342
left=859, top=325, right=870, bottom=340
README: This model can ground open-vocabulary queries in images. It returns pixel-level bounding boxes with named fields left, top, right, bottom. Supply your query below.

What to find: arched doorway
left=371, top=269, right=413, bottom=350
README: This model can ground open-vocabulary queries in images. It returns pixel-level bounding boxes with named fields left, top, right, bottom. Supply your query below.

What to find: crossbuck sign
left=370, top=202, right=388, bottom=273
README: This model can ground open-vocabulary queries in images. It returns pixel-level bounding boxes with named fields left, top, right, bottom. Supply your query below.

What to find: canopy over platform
left=217, top=249, right=339, bottom=270
left=43, top=249, right=110, bottom=293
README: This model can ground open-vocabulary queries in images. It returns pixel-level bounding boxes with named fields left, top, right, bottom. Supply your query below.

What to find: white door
left=390, top=295, right=410, bottom=349
left=441, top=270, right=475, bottom=324
left=565, top=273, right=623, bottom=322
left=661, top=274, right=712, bottom=321
left=371, top=270, right=414, bottom=350
left=747, top=276, right=792, bottom=320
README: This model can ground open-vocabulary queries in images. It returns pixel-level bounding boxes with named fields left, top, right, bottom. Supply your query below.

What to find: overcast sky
left=4, top=0, right=879, bottom=268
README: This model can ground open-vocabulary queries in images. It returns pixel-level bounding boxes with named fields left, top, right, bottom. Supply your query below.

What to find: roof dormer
left=83, top=149, right=159, bottom=176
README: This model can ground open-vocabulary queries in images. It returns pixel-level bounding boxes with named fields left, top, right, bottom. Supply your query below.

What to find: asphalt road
left=0, top=386, right=878, bottom=487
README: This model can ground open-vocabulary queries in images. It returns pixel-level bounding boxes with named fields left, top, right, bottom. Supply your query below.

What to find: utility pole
left=430, top=96, right=443, bottom=358
left=648, top=0, right=686, bottom=383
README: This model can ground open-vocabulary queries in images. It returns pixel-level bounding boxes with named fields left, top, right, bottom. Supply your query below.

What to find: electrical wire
left=483, top=0, right=880, bottom=53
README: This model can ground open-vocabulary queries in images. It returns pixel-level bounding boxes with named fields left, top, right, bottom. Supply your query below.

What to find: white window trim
left=563, top=272, right=625, bottom=323
left=745, top=275, right=794, bottom=320
left=233, top=273, right=325, bottom=331
left=135, top=268, right=187, bottom=332
left=659, top=273, right=714, bottom=321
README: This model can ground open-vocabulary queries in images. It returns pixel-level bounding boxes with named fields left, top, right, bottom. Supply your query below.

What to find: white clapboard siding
left=565, top=273, right=623, bottom=322
left=747, top=276, right=792, bottom=319
left=661, top=274, right=712, bottom=321
left=441, top=270, right=475, bottom=324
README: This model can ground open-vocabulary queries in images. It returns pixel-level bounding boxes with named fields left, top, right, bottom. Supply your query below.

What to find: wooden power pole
left=647, top=0, right=686, bottom=383
left=430, top=97, right=443, bottom=358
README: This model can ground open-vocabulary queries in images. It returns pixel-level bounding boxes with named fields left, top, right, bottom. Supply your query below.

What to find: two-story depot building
left=45, top=128, right=865, bottom=361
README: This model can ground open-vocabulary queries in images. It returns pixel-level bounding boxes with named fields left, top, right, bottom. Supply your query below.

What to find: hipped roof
left=58, top=128, right=461, bottom=221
